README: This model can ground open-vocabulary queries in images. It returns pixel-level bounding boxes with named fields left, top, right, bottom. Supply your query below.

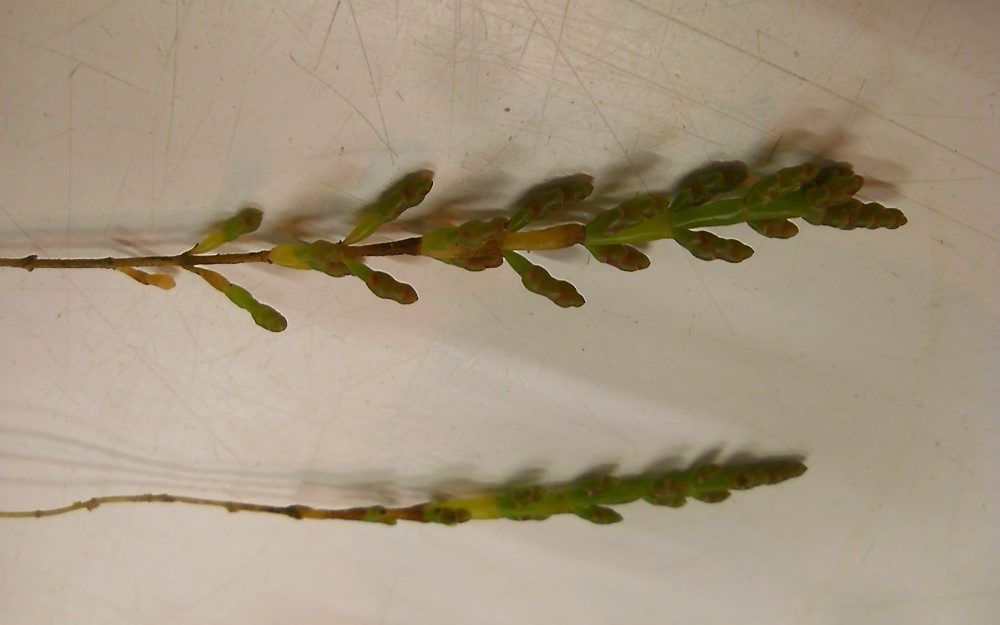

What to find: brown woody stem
left=0, top=493, right=428, bottom=523
left=0, top=226, right=590, bottom=272
left=0, top=251, right=274, bottom=271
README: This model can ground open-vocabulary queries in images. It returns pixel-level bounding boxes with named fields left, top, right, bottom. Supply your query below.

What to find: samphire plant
left=0, top=459, right=805, bottom=526
left=0, top=161, right=905, bottom=332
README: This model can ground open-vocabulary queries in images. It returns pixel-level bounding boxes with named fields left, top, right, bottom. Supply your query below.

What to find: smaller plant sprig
left=0, top=162, right=906, bottom=331
left=0, top=459, right=806, bottom=526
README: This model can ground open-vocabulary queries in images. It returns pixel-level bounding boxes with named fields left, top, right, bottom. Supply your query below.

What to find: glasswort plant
left=0, top=161, right=906, bottom=331
left=0, top=459, right=807, bottom=526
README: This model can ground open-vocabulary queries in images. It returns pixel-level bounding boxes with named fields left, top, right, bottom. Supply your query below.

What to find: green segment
left=503, top=251, right=584, bottom=308
left=507, top=174, right=594, bottom=232
left=422, top=217, right=509, bottom=271
left=673, top=230, right=754, bottom=263
left=748, top=218, right=799, bottom=239
left=268, top=240, right=351, bottom=276
left=343, top=170, right=434, bottom=244
left=189, top=267, right=287, bottom=332
left=585, top=244, right=650, bottom=271
left=745, top=163, right=820, bottom=211
left=674, top=161, right=749, bottom=206
left=223, top=284, right=287, bottom=332
left=343, top=259, right=418, bottom=304
left=362, top=506, right=396, bottom=525
left=190, top=207, right=263, bottom=254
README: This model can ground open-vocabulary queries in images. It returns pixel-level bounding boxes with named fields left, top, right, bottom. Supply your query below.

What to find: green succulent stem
left=584, top=195, right=809, bottom=246
left=500, top=224, right=587, bottom=252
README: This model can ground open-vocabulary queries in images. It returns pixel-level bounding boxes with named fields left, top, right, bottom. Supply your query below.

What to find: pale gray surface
left=0, top=1, right=997, bottom=624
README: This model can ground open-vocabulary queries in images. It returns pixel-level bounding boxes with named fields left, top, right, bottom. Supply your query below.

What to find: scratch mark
left=104, top=142, right=140, bottom=230
left=38, top=46, right=145, bottom=92
left=624, top=0, right=999, bottom=175
left=59, top=274, right=242, bottom=462
left=162, top=102, right=214, bottom=195
left=517, top=18, right=537, bottom=66
left=816, top=5, right=875, bottom=86
left=686, top=255, right=738, bottom=339
left=845, top=78, right=866, bottom=124
left=892, top=190, right=998, bottom=244
left=163, top=0, right=197, bottom=191
left=564, top=43, right=769, bottom=139
left=478, top=135, right=514, bottom=170
left=913, top=0, right=938, bottom=45
left=449, top=0, right=460, bottom=157
left=468, top=0, right=490, bottom=40
left=17, top=0, right=121, bottom=51
left=224, top=80, right=248, bottom=169
left=289, top=54, right=394, bottom=152
left=562, top=380, right=633, bottom=445
left=277, top=2, right=309, bottom=37
left=470, top=291, right=512, bottom=334
left=763, top=132, right=783, bottom=166
left=531, top=0, right=570, bottom=161
left=0, top=205, right=43, bottom=250
left=900, top=112, right=982, bottom=120
left=346, top=0, right=396, bottom=160
left=947, top=38, right=964, bottom=68
left=881, top=177, right=981, bottom=184
left=314, top=0, right=342, bottom=70
left=522, top=0, right=649, bottom=190
left=222, top=3, right=281, bottom=168
left=67, top=63, right=77, bottom=252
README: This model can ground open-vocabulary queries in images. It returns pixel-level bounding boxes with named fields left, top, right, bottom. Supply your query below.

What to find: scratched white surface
left=0, top=1, right=997, bottom=623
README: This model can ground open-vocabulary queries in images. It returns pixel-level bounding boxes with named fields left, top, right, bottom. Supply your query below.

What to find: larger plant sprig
left=0, top=458, right=806, bottom=526
left=0, top=161, right=906, bottom=331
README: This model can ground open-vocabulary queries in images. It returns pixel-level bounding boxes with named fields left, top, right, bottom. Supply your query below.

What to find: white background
left=0, top=1, right=996, bottom=623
